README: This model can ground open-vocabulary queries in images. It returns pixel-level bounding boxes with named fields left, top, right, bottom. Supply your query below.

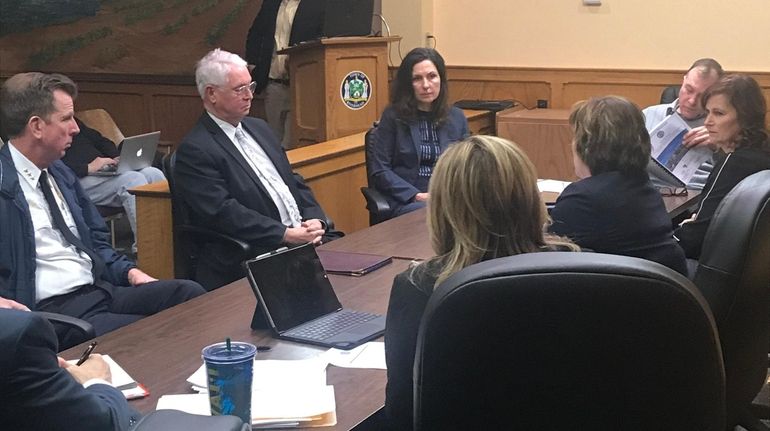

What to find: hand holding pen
left=57, top=341, right=112, bottom=384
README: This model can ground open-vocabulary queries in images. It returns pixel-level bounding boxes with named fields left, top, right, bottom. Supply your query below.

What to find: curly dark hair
left=702, top=74, right=770, bottom=152
left=390, top=48, right=450, bottom=124
left=569, top=96, right=651, bottom=175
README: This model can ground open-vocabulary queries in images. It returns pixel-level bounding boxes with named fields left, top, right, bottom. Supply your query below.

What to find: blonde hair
left=423, top=135, right=577, bottom=287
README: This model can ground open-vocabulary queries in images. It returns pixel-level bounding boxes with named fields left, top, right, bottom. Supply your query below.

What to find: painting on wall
left=0, top=0, right=262, bottom=76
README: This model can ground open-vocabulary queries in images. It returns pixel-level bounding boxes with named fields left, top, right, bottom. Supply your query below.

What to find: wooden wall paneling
left=150, top=91, right=205, bottom=148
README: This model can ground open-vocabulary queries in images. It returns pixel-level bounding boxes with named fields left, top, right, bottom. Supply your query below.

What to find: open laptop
left=323, top=0, right=374, bottom=38
left=243, top=242, right=386, bottom=350
left=92, top=131, right=160, bottom=176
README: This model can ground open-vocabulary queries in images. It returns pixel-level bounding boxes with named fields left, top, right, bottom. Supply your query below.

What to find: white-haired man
left=174, top=49, right=342, bottom=291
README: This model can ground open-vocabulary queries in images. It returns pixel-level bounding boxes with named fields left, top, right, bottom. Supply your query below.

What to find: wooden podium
left=280, top=36, right=399, bottom=148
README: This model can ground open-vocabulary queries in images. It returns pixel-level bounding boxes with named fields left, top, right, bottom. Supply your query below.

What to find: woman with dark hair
left=370, top=48, right=469, bottom=218
left=384, top=135, right=578, bottom=430
left=549, top=95, right=687, bottom=275
left=674, top=74, right=770, bottom=258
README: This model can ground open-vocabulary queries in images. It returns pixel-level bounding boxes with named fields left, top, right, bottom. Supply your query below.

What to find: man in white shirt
left=174, top=49, right=342, bottom=291
left=245, top=0, right=324, bottom=148
left=0, top=72, right=205, bottom=348
left=642, top=58, right=724, bottom=189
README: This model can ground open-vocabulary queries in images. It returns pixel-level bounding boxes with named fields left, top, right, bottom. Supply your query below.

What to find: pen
left=76, top=341, right=98, bottom=366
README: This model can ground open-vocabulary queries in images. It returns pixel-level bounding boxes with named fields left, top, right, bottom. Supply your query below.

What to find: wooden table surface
left=61, top=236, right=413, bottom=430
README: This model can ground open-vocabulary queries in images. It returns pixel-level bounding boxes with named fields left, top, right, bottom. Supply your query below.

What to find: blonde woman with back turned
left=383, top=135, right=578, bottom=430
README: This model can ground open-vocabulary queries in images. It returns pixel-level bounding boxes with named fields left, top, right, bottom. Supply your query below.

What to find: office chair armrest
left=361, top=187, right=391, bottom=215
left=176, top=224, right=252, bottom=254
left=34, top=311, right=95, bottom=340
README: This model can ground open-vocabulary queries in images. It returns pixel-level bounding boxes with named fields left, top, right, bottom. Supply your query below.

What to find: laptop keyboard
left=285, top=310, right=380, bottom=341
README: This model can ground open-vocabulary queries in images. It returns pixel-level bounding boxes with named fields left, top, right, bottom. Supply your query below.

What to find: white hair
left=195, top=48, right=248, bottom=98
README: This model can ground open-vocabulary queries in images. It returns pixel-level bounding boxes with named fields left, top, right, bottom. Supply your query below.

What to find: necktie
left=234, top=128, right=302, bottom=226
left=38, top=170, right=104, bottom=280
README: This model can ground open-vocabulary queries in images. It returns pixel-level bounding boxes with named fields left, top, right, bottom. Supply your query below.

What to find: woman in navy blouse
left=549, top=96, right=688, bottom=275
left=370, top=48, right=469, bottom=218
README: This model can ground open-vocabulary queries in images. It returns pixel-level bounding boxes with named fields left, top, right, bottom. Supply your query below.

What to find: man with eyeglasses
left=642, top=58, right=724, bottom=190
left=174, top=49, right=342, bottom=292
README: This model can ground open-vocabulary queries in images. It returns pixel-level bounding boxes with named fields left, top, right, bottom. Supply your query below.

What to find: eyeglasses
left=227, top=81, right=257, bottom=95
left=659, top=187, right=688, bottom=197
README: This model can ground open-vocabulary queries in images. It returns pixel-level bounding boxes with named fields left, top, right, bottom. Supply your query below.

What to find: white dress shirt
left=8, top=143, right=93, bottom=302
left=269, top=0, right=301, bottom=80
left=207, top=113, right=302, bottom=227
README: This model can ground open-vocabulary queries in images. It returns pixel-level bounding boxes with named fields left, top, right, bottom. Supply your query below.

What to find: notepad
left=316, top=250, right=392, bottom=276
left=68, top=355, right=149, bottom=400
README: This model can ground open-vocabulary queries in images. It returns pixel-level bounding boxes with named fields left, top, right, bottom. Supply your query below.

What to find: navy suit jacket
left=370, top=106, right=469, bottom=209
left=0, top=309, right=138, bottom=430
left=174, top=114, right=333, bottom=288
left=549, top=171, right=688, bottom=276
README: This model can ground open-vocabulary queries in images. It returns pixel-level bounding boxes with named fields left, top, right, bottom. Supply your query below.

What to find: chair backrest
left=364, top=122, right=378, bottom=188
left=75, top=108, right=125, bottom=145
left=133, top=409, right=248, bottom=431
left=693, top=169, right=770, bottom=421
left=660, top=85, right=681, bottom=105
left=414, top=252, right=725, bottom=430
left=163, top=152, right=196, bottom=279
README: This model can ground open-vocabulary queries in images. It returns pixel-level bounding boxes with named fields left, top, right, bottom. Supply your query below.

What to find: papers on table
left=158, top=343, right=388, bottom=428
left=649, top=114, right=711, bottom=187
left=162, top=356, right=336, bottom=428
left=186, top=357, right=329, bottom=392
left=537, top=179, right=571, bottom=194
left=323, top=341, right=386, bottom=369
left=156, top=386, right=337, bottom=428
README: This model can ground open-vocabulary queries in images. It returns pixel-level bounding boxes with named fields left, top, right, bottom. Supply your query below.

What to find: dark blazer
left=0, top=309, right=138, bottom=431
left=371, top=106, right=469, bottom=210
left=0, top=144, right=136, bottom=309
left=675, top=146, right=770, bottom=258
left=245, top=0, right=324, bottom=93
left=385, top=262, right=438, bottom=431
left=61, top=118, right=120, bottom=178
left=174, top=114, right=335, bottom=289
left=549, top=171, right=688, bottom=276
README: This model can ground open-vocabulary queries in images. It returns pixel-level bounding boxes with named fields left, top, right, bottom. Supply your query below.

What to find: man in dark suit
left=245, top=0, right=324, bottom=147
left=0, top=307, right=139, bottom=430
left=0, top=72, right=205, bottom=347
left=175, top=49, right=341, bottom=291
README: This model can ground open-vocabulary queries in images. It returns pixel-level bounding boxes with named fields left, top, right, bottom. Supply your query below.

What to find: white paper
left=323, top=342, right=386, bottom=369
left=537, top=179, right=572, bottom=194
left=156, top=386, right=337, bottom=427
left=649, top=114, right=711, bottom=185
left=187, top=357, right=329, bottom=392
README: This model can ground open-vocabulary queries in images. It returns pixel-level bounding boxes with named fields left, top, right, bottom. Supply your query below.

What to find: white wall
left=383, top=0, right=770, bottom=71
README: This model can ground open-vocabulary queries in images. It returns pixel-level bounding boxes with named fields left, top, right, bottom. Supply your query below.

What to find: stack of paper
left=157, top=357, right=336, bottom=428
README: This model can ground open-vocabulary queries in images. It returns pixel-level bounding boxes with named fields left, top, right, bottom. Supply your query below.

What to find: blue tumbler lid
left=202, top=341, right=257, bottom=364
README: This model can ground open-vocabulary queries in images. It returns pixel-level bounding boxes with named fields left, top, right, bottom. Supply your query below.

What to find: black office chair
left=162, top=152, right=252, bottom=281
left=359, top=123, right=393, bottom=225
left=413, top=252, right=725, bottom=430
left=133, top=410, right=248, bottom=430
left=34, top=311, right=95, bottom=352
left=692, top=170, right=770, bottom=431
left=660, top=85, right=681, bottom=104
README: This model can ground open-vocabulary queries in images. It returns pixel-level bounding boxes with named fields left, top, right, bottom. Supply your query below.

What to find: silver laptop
left=243, top=243, right=386, bottom=350
left=92, top=131, right=160, bottom=176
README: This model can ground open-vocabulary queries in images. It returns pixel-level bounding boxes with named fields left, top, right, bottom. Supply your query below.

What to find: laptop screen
left=244, top=243, right=342, bottom=333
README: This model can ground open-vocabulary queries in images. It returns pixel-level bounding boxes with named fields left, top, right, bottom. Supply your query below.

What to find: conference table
left=61, top=188, right=700, bottom=430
